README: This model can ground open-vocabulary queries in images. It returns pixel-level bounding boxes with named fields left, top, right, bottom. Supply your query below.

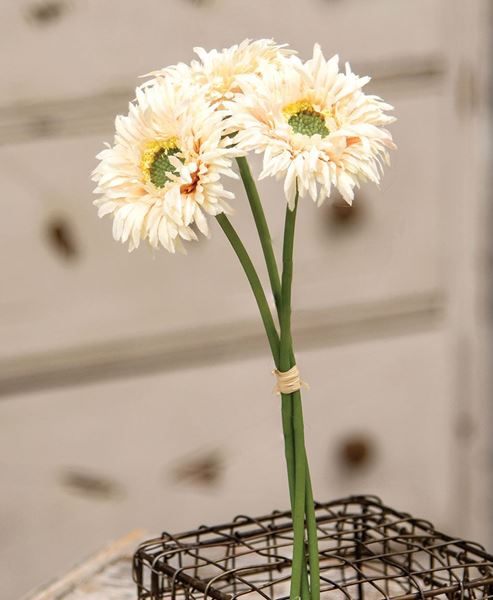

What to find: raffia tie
left=272, top=365, right=309, bottom=395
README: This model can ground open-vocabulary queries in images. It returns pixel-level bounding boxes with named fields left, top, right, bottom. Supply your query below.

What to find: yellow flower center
left=283, top=100, right=330, bottom=138
left=140, top=138, right=181, bottom=188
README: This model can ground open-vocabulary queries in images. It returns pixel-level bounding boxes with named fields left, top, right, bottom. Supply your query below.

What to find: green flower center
left=288, top=110, right=329, bottom=138
left=140, top=138, right=182, bottom=188
left=283, top=100, right=330, bottom=138
left=149, top=147, right=181, bottom=188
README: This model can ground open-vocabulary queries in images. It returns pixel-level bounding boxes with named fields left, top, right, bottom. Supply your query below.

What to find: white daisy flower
left=92, top=80, right=238, bottom=252
left=142, top=38, right=293, bottom=107
left=227, top=44, right=396, bottom=208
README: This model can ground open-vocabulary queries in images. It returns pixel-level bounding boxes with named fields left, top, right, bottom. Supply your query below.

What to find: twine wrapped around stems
left=273, top=365, right=309, bottom=395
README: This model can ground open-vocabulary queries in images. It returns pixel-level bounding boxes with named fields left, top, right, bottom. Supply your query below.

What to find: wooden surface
left=23, top=530, right=145, bottom=600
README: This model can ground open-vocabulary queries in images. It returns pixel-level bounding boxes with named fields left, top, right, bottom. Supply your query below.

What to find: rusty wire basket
left=133, top=495, right=493, bottom=600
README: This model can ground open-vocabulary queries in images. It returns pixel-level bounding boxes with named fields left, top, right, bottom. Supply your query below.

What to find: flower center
left=141, top=138, right=181, bottom=188
left=283, top=100, right=329, bottom=138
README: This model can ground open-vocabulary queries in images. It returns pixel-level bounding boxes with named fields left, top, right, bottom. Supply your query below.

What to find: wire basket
left=133, top=495, right=493, bottom=600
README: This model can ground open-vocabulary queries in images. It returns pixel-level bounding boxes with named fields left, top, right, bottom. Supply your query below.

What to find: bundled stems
left=237, top=157, right=321, bottom=600
left=216, top=158, right=321, bottom=600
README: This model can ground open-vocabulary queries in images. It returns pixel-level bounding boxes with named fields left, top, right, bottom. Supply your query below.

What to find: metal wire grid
left=133, top=495, right=493, bottom=600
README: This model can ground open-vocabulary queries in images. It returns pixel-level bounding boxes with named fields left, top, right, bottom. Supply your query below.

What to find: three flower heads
left=92, top=39, right=396, bottom=253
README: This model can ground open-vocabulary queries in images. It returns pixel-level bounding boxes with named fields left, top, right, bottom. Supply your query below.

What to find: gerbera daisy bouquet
left=92, top=38, right=395, bottom=600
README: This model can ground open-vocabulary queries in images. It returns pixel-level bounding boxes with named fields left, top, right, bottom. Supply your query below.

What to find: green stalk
left=279, top=199, right=320, bottom=600
left=281, top=395, right=296, bottom=502
left=279, top=196, right=306, bottom=600
left=305, top=466, right=320, bottom=600
left=236, top=157, right=282, bottom=314
left=216, top=213, right=280, bottom=363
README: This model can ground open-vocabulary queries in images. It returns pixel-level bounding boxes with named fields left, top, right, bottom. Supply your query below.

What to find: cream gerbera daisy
left=92, top=80, right=238, bottom=252
left=143, top=38, right=293, bottom=107
left=228, top=44, right=396, bottom=208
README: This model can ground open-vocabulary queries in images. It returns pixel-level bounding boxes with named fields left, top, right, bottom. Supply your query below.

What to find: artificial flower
left=92, top=79, right=238, bottom=252
left=142, top=38, right=293, bottom=107
left=227, top=44, right=396, bottom=208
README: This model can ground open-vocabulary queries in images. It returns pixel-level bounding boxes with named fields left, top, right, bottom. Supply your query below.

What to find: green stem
left=216, top=213, right=280, bottom=363
left=281, top=395, right=296, bottom=502
left=281, top=411, right=309, bottom=600
left=305, top=461, right=320, bottom=600
left=291, top=389, right=307, bottom=598
left=279, top=196, right=306, bottom=600
left=278, top=201, right=296, bottom=373
left=236, top=157, right=282, bottom=314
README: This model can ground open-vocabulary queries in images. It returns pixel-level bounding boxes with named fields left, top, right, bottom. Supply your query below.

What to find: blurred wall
left=0, top=0, right=492, bottom=598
